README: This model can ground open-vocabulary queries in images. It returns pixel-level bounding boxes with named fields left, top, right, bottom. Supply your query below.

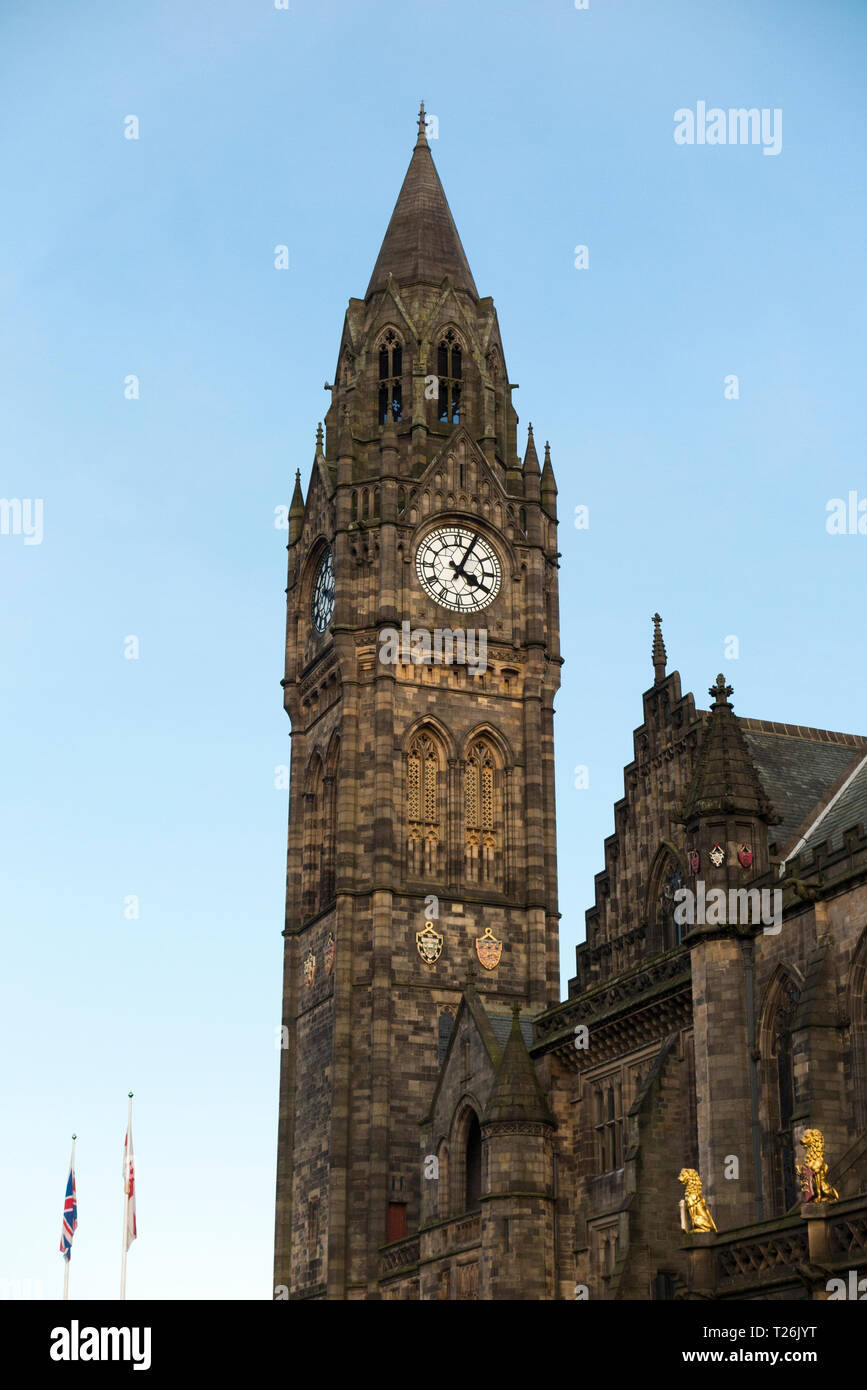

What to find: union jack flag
left=60, top=1144, right=78, bottom=1261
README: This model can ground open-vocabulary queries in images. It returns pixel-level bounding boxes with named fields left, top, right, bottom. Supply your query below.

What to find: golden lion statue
left=796, top=1128, right=838, bottom=1203
left=678, top=1168, right=718, bottom=1233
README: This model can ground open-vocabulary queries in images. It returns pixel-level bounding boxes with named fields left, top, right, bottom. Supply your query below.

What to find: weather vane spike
left=416, top=101, right=428, bottom=147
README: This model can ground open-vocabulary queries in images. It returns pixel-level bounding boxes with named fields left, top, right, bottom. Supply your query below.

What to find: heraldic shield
left=303, top=949, right=316, bottom=989
left=475, top=925, right=502, bottom=970
left=416, top=922, right=443, bottom=964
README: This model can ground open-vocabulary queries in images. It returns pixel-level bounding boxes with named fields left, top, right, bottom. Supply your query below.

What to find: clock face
left=311, top=548, right=334, bottom=632
left=415, top=526, right=501, bottom=613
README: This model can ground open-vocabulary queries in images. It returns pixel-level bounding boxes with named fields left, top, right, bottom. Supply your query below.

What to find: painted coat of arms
left=303, top=948, right=316, bottom=989
left=475, top=926, right=503, bottom=970
left=738, top=844, right=753, bottom=869
left=688, top=849, right=700, bottom=873
left=709, top=842, right=726, bottom=867
left=416, top=921, right=443, bottom=964
left=324, top=932, right=335, bottom=975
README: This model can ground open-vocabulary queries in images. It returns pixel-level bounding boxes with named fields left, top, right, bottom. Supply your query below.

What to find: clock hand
left=449, top=561, right=480, bottom=586
left=459, top=533, right=478, bottom=567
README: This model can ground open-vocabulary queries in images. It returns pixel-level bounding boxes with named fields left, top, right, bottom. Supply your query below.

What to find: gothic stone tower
left=273, top=108, right=561, bottom=1299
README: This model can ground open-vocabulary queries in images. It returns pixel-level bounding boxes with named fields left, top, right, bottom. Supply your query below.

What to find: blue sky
left=1, top=0, right=864, bottom=1300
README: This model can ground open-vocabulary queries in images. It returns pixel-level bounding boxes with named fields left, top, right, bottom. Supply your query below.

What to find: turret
left=480, top=1008, right=556, bottom=1299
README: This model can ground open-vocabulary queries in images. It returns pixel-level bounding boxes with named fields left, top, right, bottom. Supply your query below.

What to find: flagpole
left=120, top=1093, right=132, bottom=1301
left=63, top=1134, right=76, bottom=1301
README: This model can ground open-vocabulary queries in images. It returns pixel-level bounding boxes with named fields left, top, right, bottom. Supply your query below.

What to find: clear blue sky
left=1, top=0, right=864, bottom=1301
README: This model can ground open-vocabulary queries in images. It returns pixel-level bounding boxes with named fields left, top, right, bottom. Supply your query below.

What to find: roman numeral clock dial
left=311, top=547, right=334, bottom=632
left=415, top=526, right=501, bottom=613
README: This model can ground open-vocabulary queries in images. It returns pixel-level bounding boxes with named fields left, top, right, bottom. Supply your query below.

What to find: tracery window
left=377, top=328, right=403, bottom=424
left=407, top=730, right=441, bottom=877
left=464, top=739, right=500, bottom=887
left=770, top=976, right=801, bottom=1213
left=437, top=328, right=462, bottom=424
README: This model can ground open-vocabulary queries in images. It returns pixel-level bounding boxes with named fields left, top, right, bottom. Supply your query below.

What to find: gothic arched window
left=436, top=329, right=462, bottom=424
left=406, top=730, right=442, bottom=878
left=644, top=844, right=686, bottom=956
left=850, top=929, right=867, bottom=1133
left=760, top=971, right=802, bottom=1213
left=301, top=754, right=324, bottom=918
left=465, top=1113, right=482, bottom=1211
left=377, top=328, right=403, bottom=424
left=438, top=1009, right=455, bottom=1065
left=464, top=738, right=501, bottom=888
left=321, top=738, right=339, bottom=903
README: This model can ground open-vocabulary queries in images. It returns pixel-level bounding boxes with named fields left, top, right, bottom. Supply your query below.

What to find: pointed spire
left=314, top=421, right=324, bottom=459
left=365, top=108, right=478, bottom=299
left=540, top=439, right=558, bottom=517
left=483, top=1008, right=555, bottom=1127
left=652, top=612, right=667, bottom=685
left=288, top=469, right=305, bottom=546
left=522, top=423, right=540, bottom=475
left=680, top=675, right=780, bottom=824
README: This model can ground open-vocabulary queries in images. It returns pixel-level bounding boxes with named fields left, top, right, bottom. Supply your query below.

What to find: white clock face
left=415, top=526, right=501, bottom=613
left=311, top=549, right=334, bottom=632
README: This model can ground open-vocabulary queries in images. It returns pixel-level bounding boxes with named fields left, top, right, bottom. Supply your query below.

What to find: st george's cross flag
left=123, top=1123, right=137, bottom=1250
left=60, top=1142, right=78, bottom=1261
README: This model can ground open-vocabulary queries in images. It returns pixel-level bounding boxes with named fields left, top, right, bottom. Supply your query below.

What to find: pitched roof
left=365, top=106, right=478, bottom=300
left=797, top=753, right=867, bottom=855
left=740, top=724, right=867, bottom=854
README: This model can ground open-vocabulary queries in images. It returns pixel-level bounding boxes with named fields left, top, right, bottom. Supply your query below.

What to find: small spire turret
left=652, top=612, right=667, bottom=685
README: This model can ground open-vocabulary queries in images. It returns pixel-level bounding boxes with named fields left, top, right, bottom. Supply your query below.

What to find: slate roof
left=739, top=722, right=867, bottom=853
left=799, top=753, right=867, bottom=854
left=483, top=1009, right=555, bottom=1127
left=488, top=1011, right=534, bottom=1053
left=365, top=110, right=478, bottom=300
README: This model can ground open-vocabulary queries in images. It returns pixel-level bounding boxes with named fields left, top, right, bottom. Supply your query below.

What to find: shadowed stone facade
left=274, top=111, right=867, bottom=1300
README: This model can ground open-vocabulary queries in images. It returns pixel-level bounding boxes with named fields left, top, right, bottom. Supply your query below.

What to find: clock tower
left=274, top=107, right=562, bottom=1299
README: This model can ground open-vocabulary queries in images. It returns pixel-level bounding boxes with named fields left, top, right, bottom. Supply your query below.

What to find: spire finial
left=415, top=101, right=428, bottom=149
left=652, top=613, right=667, bottom=685
left=315, top=422, right=323, bottom=450
left=709, top=673, right=734, bottom=709
left=522, top=422, right=540, bottom=475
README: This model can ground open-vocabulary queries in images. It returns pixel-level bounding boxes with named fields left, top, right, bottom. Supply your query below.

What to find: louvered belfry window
left=407, top=732, right=440, bottom=877
left=464, top=740, right=498, bottom=886
left=378, top=328, right=403, bottom=424
left=437, top=329, right=462, bottom=424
